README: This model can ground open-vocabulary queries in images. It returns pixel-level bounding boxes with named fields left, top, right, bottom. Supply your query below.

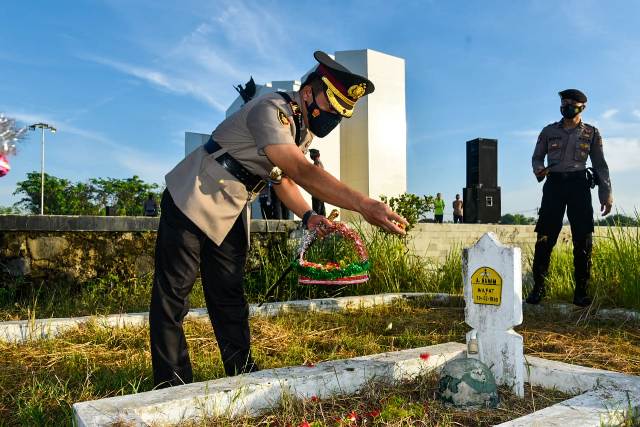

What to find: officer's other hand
left=534, top=167, right=549, bottom=178
left=600, top=201, right=612, bottom=216
left=358, top=198, right=408, bottom=235
left=308, top=214, right=332, bottom=237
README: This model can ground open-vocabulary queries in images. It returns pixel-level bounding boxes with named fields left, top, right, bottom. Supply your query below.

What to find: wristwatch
left=302, top=210, right=317, bottom=229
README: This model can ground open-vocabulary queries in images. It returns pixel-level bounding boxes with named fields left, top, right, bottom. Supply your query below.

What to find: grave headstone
left=462, top=232, right=525, bottom=397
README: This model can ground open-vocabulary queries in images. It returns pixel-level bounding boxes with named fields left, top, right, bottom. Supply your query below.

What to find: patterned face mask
left=306, top=90, right=342, bottom=138
left=560, top=104, right=585, bottom=119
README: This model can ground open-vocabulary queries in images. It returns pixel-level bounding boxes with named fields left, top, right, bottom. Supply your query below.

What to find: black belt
left=204, top=137, right=265, bottom=195
left=548, top=170, right=587, bottom=180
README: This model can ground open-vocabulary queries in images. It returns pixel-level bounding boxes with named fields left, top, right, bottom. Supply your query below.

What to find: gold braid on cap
left=320, top=77, right=355, bottom=117
left=325, top=90, right=353, bottom=118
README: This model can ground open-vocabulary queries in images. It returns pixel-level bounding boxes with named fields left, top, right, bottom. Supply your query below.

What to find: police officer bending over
left=150, top=51, right=408, bottom=388
left=527, top=89, right=613, bottom=307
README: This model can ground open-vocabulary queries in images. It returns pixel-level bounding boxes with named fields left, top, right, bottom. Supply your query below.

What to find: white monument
left=462, top=232, right=525, bottom=397
left=184, top=49, right=407, bottom=220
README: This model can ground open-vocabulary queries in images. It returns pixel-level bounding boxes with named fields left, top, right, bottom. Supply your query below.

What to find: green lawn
left=1, top=298, right=638, bottom=426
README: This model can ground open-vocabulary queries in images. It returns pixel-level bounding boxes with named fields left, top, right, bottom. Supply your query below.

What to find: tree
left=13, top=172, right=161, bottom=215
left=0, top=206, right=21, bottom=214
left=500, top=213, right=536, bottom=225
left=13, top=172, right=79, bottom=215
left=380, top=193, right=434, bottom=230
left=90, top=176, right=160, bottom=216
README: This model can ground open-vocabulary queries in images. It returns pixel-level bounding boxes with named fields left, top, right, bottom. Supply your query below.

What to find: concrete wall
left=409, top=223, right=614, bottom=262
left=0, top=216, right=298, bottom=283
left=1, top=215, right=621, bottom=283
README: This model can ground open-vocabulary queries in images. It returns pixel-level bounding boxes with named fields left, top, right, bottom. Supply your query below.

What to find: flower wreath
left=293, top=222, right=370, bottom=286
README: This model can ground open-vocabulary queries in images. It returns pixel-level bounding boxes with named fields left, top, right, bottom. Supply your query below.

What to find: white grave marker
left=462, top=232, right=525, bottom=397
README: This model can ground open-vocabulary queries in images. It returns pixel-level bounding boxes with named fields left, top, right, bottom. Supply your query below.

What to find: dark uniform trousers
left=149, top=190, right=258, bottom=388
left=532, top=171, right=594, bottom=297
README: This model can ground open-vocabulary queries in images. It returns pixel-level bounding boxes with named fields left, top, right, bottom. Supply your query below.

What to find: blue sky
left=2, top=0, right=640, bottom=218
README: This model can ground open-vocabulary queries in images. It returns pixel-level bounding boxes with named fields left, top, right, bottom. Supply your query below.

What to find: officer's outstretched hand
left=600, top=201, right=613, bottom=216
left=358, top=198, right=408, bottom=235
left=307, top=214, right=332, bottom=237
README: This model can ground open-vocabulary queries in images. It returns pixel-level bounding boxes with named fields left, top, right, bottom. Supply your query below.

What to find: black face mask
left=560, top=104, right=584, bottom=119
left=305, top=90, right=342, bottom=138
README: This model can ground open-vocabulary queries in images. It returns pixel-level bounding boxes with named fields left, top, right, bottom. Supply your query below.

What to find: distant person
left=143, top=193, right=158, bottom=217
left=526, top=89, right=612, bottom=307
left=309, top=149, right=326, bottom=216
left=434, top=193, right=445, bottom=223
left=452, top=194, right=463, bottom=223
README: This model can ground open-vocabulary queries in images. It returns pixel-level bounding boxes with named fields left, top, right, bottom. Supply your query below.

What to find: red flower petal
left=310, top=395, right=319, bottom=402
left=367, top=408, right=381, bottom=417
left=298, top=421, right=311, bottom=427
left=420, top=352, right=430, bottom=360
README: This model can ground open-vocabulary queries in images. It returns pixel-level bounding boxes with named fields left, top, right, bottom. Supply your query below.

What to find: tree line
left=6, top=172, right=163, bottom=216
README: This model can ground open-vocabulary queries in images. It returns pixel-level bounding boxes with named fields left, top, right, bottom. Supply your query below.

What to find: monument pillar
left=335, top=49, right=407, bottom=220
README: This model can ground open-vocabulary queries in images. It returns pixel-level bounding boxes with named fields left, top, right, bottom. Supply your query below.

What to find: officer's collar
left=292, top=91, right=308, bottom=130
left=556, top=119, right=584, bottom=130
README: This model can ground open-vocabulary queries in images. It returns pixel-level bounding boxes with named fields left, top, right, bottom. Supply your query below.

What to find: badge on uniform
left=277, top=110, right=290, bottom=126
left=580, top=128, right=593, bottom=140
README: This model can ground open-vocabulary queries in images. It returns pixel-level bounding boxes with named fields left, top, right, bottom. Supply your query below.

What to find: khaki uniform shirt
left=165, top=91, right=313, bottom=245
left=532, top=120, right=612, bottom=204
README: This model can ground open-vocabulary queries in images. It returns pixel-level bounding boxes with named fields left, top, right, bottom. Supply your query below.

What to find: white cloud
left=3, top=108, right=171, bottom=184
left=82, top=1, right=302, bottom=114
left=601, top=109, right=618, bottom=120
left=601, top=137, right=640, bottom=173
left=83, top=55, right=227, bottom=111
left=9, top=111, right=113, bottom=145
left=632, top=110, right=640, bottom=120
left=507, top=129, right=539, bottom=144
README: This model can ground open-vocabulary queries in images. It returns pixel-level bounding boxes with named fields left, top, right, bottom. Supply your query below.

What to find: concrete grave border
left=73, top=342, right=640, bottom=427
left=0, top=292, right=434, bottom=343
left=3, top=292, right=638, bottom=344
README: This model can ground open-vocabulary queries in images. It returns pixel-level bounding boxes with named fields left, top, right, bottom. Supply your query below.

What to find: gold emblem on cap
left=312, top=108, right=321, bottom=118
left=348, top=83, right=367, bottom=100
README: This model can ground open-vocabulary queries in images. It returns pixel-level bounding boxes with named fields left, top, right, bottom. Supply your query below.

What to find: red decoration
left=0, top=154, right=10, bottom=177
left=297, top=222, right=369, bottom=286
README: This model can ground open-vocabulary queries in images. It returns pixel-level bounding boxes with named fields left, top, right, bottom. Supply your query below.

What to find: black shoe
left=573, top=295, right=592, bottom=307
left=525, top=287, right=546, bottom=304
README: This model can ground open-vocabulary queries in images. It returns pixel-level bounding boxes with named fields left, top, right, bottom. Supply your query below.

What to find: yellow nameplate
left=471, top=267, right=502, bottom=306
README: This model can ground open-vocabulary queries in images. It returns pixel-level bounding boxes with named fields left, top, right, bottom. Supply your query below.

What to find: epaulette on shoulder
left=582, top=122, right=597, bottom=131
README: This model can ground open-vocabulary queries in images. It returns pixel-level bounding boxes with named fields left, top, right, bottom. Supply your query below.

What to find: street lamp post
left=28, top=123, right=56, bottom=215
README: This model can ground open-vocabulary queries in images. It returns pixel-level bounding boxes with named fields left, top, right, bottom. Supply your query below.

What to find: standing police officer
left=150, top=51, right=408, bottom=388
left=526, top=89, right=613, bottom=307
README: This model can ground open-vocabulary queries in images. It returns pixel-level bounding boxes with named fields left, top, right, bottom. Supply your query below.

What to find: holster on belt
left=586, top=167, right=600, bottom=189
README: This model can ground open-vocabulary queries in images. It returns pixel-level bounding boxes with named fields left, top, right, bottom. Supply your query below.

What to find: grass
left=1, top=298, right=639, bottom=426
left=537, top=223, right=640, bottom=310
left=200, top=376, right=570, bottom=427
left=0, top=221, right=638, bottom=321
